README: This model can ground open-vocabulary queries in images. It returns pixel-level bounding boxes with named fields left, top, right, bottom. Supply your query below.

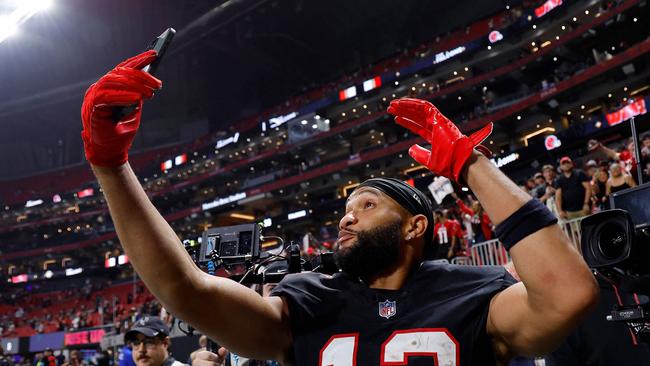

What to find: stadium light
left=0, top=17, right=18, bottom=43
left=0, top=0, right=53, bottom=44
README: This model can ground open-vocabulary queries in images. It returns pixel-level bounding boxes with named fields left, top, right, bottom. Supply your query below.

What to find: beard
left=334, top=218, right=403, bottom=281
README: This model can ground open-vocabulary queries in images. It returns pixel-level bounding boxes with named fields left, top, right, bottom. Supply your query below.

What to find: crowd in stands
left=425, top=133, right=650, bottom=263
left=0, top=276, right=159, bottom=339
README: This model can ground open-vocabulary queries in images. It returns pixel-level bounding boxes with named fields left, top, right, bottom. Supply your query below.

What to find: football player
left=82, top=51, right=598, bottom=365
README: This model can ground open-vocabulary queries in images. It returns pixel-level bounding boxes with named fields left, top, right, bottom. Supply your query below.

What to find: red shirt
left=456, top=199, right=493, bottom=241
left=434, top=221, right=456, bottom=244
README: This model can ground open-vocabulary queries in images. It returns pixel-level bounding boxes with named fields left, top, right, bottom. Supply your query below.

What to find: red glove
left=387, top=98, right=493, bottom=181
left=81, top=50, right=162, bottom=167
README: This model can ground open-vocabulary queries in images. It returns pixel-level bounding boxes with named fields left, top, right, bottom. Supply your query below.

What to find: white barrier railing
left=451, top=239, right=510, bottom=266
left=558, top=216, right=585, bottom=250
left=450, top=215, right=587, bottom=267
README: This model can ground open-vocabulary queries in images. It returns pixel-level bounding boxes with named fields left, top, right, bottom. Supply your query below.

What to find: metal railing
left=450, top=215, right=588, bottom=266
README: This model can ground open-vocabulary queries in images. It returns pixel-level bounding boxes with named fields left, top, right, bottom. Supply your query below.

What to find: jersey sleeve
left=269, top=272, right=343, bottom=336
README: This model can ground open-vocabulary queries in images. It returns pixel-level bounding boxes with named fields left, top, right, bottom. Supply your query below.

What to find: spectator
left=445, top=211, right=466, bottom=259
left=591, top=162, right=610, bottom=211
left=188, top=336, right=208, bottom=365
left=117, top=345, right=135, bottom=366
left=61, top=350, right=86, bottom=366
left=537, top=164, right=558, bottom=211
left=432, top=210, right=456, bottom=260
left=584, top=160, right=598, bottom=179
left=0, top=345, right=13, bottom=366
left=124, top=316, right=188, bottom=366
left=555, top=156, right=591, bottom=220
left=641, top=134, right=650, bottom=181
left=96, top=350, right=113, bottom=366
left=454, top=194, right=493, bottom=243
left=36, top=349, right=56, bottom=366
left=606, top=162, right=636, bottom=196
left=590, top=139, right=638, bottom=182
left=531, top=172, right=545, bottom=196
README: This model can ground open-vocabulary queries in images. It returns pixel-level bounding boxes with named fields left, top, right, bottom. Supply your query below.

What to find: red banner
left=605, top=98, right=647, bottom=126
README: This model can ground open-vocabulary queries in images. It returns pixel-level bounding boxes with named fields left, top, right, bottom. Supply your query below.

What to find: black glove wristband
left=495, top=199, right=558, bottom=251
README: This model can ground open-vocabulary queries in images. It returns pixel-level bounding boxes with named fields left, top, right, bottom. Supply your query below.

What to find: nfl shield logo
left=378, top=300, right=397, bottom=319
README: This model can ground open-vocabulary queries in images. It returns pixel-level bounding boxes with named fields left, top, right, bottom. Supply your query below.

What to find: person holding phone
left=81, top=50, right=597, bottom=365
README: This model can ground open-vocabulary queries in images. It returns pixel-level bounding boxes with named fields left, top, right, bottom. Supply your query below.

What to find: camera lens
left=597, top=222, right=628, bottom=260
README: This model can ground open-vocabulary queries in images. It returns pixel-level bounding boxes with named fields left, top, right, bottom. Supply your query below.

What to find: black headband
left=356, top=178, right=434, bottom=245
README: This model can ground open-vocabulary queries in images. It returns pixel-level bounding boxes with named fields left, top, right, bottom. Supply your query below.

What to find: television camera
left=581, top=182, right=650, bottom=343
left=184, top=223, right=338, bottom=285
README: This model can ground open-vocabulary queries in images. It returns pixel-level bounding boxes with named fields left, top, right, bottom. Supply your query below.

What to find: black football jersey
left=270, top=261, right=516, bottom=366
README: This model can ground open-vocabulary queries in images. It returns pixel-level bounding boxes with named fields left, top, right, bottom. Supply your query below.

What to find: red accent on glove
left=387, top=98, right=493, bottom=181
left=81, top=50, right=162, bottom=167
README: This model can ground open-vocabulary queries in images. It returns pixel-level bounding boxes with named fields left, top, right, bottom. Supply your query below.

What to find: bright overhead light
left=0, top=0, right=53, bottom=44
left=23, top=0, right=53, bottom=13
left=0, top=17, right=18, bottom=42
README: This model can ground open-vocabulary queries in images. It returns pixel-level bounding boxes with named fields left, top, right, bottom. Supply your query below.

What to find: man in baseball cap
left=124, top=317, right=187, bottom=366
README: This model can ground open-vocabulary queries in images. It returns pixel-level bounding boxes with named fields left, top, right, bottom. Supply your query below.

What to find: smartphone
left=112, top=28, right=176, bottom=122
left=142, top=27, right=176, bottom=75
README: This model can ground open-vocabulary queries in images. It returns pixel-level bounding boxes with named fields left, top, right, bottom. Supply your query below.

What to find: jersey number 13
left=319, top=328, right=459, bottom=365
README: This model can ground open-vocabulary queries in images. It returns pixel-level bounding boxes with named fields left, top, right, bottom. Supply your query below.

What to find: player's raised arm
left=81, top=51, right=291, bottom=362
left=388, top=98, right=598, bottom=358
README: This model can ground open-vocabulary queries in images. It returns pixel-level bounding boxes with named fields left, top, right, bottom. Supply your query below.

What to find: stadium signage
left=25, top=199, right=43, bottom=208
left=105, top=255, right=129, bottom=268
left=161, top=159, right=173, bottom=171
left=544, top=135, right=562, bottom=150
left=490, top=153, right=520, bottom=168
left=65, top=267, right=83, bottom=276
left=202, top=192, right=247, bottom=211
left=175, top=153, right=187, bottom=166
left=216, top=132, right=241, bottom=149
left=287, top=209, right=307, bottom=220
left=77, top=188, right=94, bottom=198
left=265, top=111, right=298, bottom=130
left=10, top=274, right=28, bottom=284
left=339, top=86, right=357, bottom=101
left=535, top=0, right=562, bottom=18
left=433, top=46, right=466, bottom=64
left=64, top=329, right=106, bottom=346
left=605, top=98, right=647, bottom=126
left=362, top=76, right=382, bottom=92
left=488, top=30, right=503, bottom=44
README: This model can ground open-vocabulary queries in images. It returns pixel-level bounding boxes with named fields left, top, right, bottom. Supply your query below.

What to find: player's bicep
left=185, top=274, right=292, bottom=362
left=487, top=282, right=567, bottom=357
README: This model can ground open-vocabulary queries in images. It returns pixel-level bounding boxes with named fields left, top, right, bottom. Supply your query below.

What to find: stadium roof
left=0, top=0, right=511, bottom=178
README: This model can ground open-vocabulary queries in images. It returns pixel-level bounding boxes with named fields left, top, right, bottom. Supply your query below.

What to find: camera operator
left=545, top=274, right=650, bottom=365
left=82, top=52, right=597, bottom=365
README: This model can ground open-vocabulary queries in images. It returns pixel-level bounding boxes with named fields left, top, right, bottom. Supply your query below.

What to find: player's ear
left=405, top=214, right=428, bottom=241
